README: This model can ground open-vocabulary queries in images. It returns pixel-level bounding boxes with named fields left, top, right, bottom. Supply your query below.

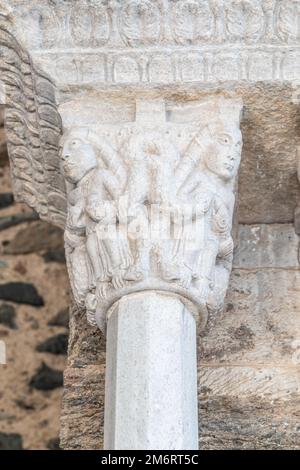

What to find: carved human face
left=61, top=133, right=97, bottom=184
left=203, top=123, right=242, bottom=182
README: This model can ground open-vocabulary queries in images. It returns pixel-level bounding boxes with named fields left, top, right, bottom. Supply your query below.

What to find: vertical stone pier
left=104, top=293, right=198, bottom=450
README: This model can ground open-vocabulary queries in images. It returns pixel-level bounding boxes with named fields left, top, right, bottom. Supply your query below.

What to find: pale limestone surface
left=4, top=0, right=300, bottom=87
left=1, top=0, right=300, bottom=451
left=104, top=293, right=198, bottom=450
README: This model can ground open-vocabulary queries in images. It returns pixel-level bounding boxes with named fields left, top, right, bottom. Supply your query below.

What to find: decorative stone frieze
left=3, top=1, right=300, bottom=86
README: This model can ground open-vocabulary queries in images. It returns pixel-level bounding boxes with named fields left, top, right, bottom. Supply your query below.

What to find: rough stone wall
left=0, top=108, right=70, bottom=450
left=199, top=224, right=300, bottom=449
left=1, top=0, right=300, bottom=450
left=60, top=83, right=300, bottom=450
left=60, top=230, right=300, bottom=450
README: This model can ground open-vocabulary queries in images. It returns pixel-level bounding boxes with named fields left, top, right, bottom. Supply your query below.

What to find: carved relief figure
left=123, top=131, right=180, bottom=282
left=176, top=116, right=242, bottom=309
left=61, top=128, right=133, bottom=326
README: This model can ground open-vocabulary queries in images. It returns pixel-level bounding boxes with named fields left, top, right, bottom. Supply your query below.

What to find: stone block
left=234, top=224, right=299, bottom=269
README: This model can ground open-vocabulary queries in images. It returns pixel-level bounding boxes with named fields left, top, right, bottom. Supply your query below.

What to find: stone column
left=0, top=11, right=243, bottom=447
left=104, top=293, right=198, bottom=450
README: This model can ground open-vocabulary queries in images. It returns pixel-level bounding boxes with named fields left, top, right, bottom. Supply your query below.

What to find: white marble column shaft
left=104, top=292, right=199, bottom=450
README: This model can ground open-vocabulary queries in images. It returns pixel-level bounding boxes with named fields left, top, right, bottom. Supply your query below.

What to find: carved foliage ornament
left=9, top=0, right=300, bottom=50
left=61, top=98, right=243, bottom=332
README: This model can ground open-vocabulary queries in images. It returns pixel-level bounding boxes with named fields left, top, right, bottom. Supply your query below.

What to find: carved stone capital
left=60, top=96, right=243, bottom=332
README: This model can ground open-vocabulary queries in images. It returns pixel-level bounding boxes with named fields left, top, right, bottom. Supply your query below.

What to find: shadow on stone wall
left=0, top=106, right=69, bottom=450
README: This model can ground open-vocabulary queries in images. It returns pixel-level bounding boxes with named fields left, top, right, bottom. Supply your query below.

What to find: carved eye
left=70, top=139, right=80, bottom=148
left=218, top=135, right=231, bottom=145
